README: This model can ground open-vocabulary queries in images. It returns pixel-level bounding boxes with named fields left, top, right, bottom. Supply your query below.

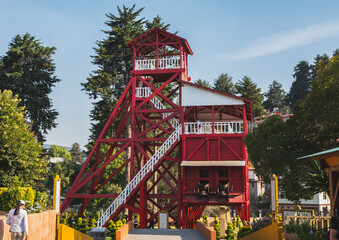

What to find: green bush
left=0, top=187, right=35, bottom=211
left=213, top=216, right=221, bottom=240
left=238, top=225, right=253, bottom=238
left=203, top=215, right=208, bottom=226
left=225, top=222, right=235, bottom=240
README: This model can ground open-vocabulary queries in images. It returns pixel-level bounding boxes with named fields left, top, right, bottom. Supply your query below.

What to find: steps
left=97, top=88, right=180, bottom=227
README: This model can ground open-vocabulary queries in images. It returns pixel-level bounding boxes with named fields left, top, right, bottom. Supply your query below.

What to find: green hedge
left=0, top=187, right=35, bottom=211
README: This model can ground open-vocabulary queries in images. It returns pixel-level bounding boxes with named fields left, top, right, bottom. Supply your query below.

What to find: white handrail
left=97, top=125, right=182, bottom=228
left=184, top=121, right=243, bottom=134
left=136, top=87, right=179, bottom=129
left=135, top=56, right=181, bottom=71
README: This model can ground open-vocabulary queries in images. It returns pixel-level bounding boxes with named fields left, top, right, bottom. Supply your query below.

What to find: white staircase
left=97, top=88, right=181, bottom=228
left=136, top=87, right=179, bottom=129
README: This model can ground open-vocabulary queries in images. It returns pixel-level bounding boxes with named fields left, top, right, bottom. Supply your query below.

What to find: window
left=219, top=169, right=228, bottom=178
left=200, top=169, right=209, bottom=178
left=323, top=192, right=327, bottom=200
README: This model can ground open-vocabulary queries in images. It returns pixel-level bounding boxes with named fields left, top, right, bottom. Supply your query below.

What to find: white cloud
left=222, top=21, right=339, bottom=61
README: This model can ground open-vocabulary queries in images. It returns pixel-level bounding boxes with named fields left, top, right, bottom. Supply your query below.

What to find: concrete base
left=124, top=229, right=207, bottom=240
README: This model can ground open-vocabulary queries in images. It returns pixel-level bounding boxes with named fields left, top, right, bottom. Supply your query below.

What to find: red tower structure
left=60, top=28, right=252, bottom=229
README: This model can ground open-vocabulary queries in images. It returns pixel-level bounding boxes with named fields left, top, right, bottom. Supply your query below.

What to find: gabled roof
left=127, top=28, right=193, bottom=55
left=297, top=147, right=339, bottom=160
left=180, top=81, right=253, bottom=121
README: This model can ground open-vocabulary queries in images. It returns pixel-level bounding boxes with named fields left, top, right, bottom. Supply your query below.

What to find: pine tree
left=0, top=90, right=47, bottom=188
left=0, top=33, right=60, bottom=142
left=263, top=80, right=286, bottom=111
left=285, top=61, right=313, bottom=109
left=70, top=142, right=83, bottom=164
left=213, top=73, right=236, bottom=94
left=82, top=5, right=145, bottom=143
left=145, top=15, right=171, bottom=31
left=235, top=76, right=264, bottom=117
left=194, top=79, right=212, bottom=88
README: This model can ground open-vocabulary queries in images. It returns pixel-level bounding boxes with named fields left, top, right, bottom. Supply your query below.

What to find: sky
left=1, top=0, right=339, bottom=149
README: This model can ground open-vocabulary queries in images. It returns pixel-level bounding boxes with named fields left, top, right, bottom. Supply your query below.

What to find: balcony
left=184, top=121, right=244, bottom=134
left=135, top=56, right=183, bottom=71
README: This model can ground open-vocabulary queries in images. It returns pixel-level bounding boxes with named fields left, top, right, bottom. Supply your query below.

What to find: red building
left=60, top=28, right=252, bottom=229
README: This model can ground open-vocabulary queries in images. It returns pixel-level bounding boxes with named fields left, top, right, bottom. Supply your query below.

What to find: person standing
left=6, top=200, right=29, bottom=240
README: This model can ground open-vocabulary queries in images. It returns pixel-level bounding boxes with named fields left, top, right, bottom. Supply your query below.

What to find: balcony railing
left=135, top=56, right=181, bottom=70
left=184, top=121, right=243, bottom=134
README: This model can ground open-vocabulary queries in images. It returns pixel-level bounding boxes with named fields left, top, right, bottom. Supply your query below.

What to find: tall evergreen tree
left=194, top=79, right=212, bottom=88
left=145, top=15, right=170, bottom=31
left=82, top=5, right=173, bottom=145
left=70, top=142, right=83, bottom=164
left=0, top=33, right=60, bottom=142
left=235, top=76, right=264, bottom=117
left=263, top=80, right=286, bottom=111
left=213, top=73, right=236, bottom=95
left=82, top=5, right=145, bottom=143
left=285, top=61, right=313, bottom=109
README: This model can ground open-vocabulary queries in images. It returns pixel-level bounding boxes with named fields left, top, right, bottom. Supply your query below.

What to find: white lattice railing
left=135, top=56, right=181, bottom=70
left=136, top=87, right=179, bottom=129
left=97, top=125, right=182, bottom=228
left=184, top=121, right=243, bottom=134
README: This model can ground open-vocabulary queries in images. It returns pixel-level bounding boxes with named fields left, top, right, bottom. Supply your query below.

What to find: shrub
left=213, top=215, right=220, bottom=240
left=225, top=222, right=235, bottom=240
left=0, top=187, right=35, bottom=211
left=238, top=225, right=253, bottom=238
left=203, top=215, right=208, bottom=226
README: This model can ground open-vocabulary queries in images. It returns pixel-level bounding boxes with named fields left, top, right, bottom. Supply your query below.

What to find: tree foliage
left=263, top=80, right=286, bottom=111
left=46, top=145, right=80, bottom=193
left=194, top=79, right=212, bottom=88
left=235, top=76, right=264, bottom=117
left=213, top=73, right=236, bottom=95
left=285, top=61, right=313, bottom=108
left=70, top=142, right=83, bottom=164
left=0, top=90, right=47, bottom=188
left=82, top=5, right=173, bottom=144
left=245, top=55, right=339, bottom=201
left=0, top=33, right=60, bottom=142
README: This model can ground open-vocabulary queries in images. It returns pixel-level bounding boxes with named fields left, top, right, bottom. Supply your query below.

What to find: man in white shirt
left=6, top=200, right=29, bottom=240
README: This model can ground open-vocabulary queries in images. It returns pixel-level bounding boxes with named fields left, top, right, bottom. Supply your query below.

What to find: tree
left=145, top=15, right=170, bottom=31
left=235, top=76, right=264, bottom=117
left=0, top=90, right=47, bottom=188
left=47, top=145, right=80, bottom=193
left=263, top=80, right=286, bottom=111
left=245, top=55, right=339, bottom=201
left=82, top=5, right=145, bottom=143
left=194, top=79, right=212, bottom=88
left=285, top=61, right=313, bottom=109
left=0, top=33, right=60, bottom=142
left=70, top=142, right=83, bottom=164
left=213, top=73, right=236, bottom=94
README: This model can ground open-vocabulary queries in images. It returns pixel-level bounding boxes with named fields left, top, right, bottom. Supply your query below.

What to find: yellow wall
left=58, top=224, right=93, bottom=240
left=239, top=222, right=283, bottom=240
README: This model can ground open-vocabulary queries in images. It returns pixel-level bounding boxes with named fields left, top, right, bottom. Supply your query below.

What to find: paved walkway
left=123, top=229, right=207, bottom=240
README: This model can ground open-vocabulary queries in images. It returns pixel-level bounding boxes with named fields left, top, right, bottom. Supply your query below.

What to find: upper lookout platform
left=127, top=28, right=193, bottom=81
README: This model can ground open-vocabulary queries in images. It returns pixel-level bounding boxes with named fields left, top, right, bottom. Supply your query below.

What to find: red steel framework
left=60, top=28, right=252, bottom=229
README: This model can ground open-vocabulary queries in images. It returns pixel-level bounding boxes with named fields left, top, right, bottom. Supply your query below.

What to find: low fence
left=0, top=210, right=56, bottom=240
left=284, top=216, right=330, bottom=231
left=196, top=221, right=216, bottom=240
left=58, top=224, right=93, bottom=240
left=239, top=222, right=283, bottom=240
left=116, top=221, right=134, bottom=240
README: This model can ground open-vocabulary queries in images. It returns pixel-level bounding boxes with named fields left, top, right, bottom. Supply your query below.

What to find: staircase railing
left=136, top=87, right=179, bottom=129
left=97, top=124, right=182, bottom=228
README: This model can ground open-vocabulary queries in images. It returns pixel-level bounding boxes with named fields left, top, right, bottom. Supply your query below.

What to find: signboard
left=159, top=212, right=168, bottom=229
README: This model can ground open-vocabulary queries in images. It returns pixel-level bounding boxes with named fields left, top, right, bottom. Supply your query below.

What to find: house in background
left=278, top=191, right=330, bottom=215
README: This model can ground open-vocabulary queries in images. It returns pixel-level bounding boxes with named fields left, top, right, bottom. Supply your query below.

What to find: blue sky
left=1, top=0, right=339, bottom=149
